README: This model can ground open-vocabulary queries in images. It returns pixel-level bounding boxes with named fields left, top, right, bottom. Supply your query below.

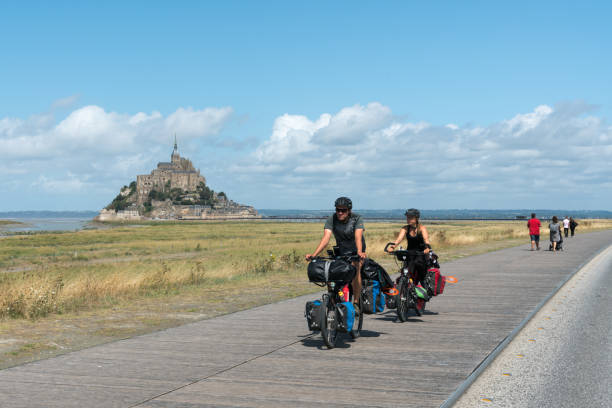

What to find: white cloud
left=31, top=174, right=91, bottom=194
left=2, top=100, right=611, bottom=210
left=0, top=104, right=234, bottom=161
left=0, top=104, right=235, bottom=209
left=237, top=101, right=612, bottom=209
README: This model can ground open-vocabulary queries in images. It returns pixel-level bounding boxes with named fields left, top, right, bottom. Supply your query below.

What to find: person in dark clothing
left=570, top=217, right=578, bottom=236
left=549, top=216, right=562, bottom=252
left=386, top=208, right=431, bottom=285
left=306, top=197, right=366, bottom=305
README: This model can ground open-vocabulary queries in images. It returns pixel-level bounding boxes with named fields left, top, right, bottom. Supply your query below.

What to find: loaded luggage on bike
left=304, top=250, right=363, bottom=348
left=360, top=258, right=397, bottom=313
left=423, top=252, right=446, bottom=297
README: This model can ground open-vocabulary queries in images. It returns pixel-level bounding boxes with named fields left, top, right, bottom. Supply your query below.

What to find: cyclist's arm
left=421, top=225, right=431, bottom=254
left=306, top=229, right=333, bottom=260
left=387, top=227, right=407, bottom=252
left=355, top=228, right=365, bottom=258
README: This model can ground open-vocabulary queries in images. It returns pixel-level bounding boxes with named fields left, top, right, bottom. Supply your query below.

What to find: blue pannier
left=361, top=279, right=385, bottom=314
left=336, top=301, right=355, bottom=333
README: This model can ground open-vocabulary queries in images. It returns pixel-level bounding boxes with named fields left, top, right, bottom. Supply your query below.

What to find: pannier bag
left=305, top=300, right=322, bottom=331
left=385, top=284, right=398, bottom=309
left=424, top=268, right=445, bottom=296
left=361, top=279, right=386, bottom=314
left=414, top=285, right=430, bottom=301
left=308, top=258, right=356, bottom=283
left=361, top=258, right=394, bottom=289
left=336, top=301, right=355, bottom=333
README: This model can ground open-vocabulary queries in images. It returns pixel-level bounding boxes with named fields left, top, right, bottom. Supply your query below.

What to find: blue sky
left=1, top=1, right=611, bottom=211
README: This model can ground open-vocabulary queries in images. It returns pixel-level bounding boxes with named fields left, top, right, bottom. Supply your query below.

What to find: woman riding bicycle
left=305, top=197, right=366, bottom=306
left=386, top=208, right=431, bottom=285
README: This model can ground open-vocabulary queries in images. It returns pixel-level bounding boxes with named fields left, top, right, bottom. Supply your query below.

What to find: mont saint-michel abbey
left=136, top=139, right=206, bottom=205
left=95, top=138, right=259, bottom=221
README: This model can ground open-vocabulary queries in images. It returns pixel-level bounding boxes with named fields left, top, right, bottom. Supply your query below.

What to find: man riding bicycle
left=305, top=197, right=366, bottom=307
left=386, top=208, right=431, bottom=285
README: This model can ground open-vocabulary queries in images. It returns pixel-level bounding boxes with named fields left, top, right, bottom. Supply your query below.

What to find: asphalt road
left=454, top=244, right=612, bottom=408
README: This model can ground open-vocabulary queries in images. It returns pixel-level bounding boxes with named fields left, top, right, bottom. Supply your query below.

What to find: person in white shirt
left=563, top=216, right=570, bottom=238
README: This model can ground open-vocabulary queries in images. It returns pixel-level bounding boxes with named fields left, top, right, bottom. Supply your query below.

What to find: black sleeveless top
left=404, top=225, right=426, bottom=251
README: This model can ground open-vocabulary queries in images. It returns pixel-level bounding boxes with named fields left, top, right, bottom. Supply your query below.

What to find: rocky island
left=95, top=139, right=259, bottom=221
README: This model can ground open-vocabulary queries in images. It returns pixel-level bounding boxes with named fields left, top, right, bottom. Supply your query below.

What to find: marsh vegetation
left=2, top=219, right=611, bottom=320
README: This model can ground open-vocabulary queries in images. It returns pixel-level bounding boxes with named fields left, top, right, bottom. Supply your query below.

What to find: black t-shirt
left=403, top=225, right=426, bottom=251
left=324, top=213, right=366, bottom=255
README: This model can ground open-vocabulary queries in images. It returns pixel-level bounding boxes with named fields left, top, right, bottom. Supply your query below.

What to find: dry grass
left=1, top=219, right=610, bottom=321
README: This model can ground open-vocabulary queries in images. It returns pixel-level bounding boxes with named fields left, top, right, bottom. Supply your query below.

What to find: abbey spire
left=171, top=134, right=180, bottom=164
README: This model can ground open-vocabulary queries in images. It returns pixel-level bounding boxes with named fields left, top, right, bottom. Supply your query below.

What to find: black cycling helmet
left=404, top=208, right=420, bottom=218
left=334, top=196, right=352, bottom=209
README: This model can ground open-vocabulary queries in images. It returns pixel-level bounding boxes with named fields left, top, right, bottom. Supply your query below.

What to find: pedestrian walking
left=549, top=216, right=562, bottom=252
left=563, top=216, right=570, bottom=238
left=527, top=213, right=541, bottom=251
left=570, top=217, right=578, bottom=236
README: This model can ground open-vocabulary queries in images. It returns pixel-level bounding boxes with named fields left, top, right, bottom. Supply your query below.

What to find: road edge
left=439, top=242, right=612, bottom=408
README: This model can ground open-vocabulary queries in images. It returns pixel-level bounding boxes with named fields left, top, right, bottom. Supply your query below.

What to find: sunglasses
left=335, top=208, right=349, bottom=213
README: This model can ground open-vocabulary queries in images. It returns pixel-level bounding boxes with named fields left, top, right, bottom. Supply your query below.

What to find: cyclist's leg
left=414, top=256, right=427, bottom=286
left=351, top=259, right=363, bottom=306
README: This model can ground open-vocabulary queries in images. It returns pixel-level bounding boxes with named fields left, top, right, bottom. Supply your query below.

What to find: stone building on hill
left=136, top=137, right=206, bottom=205
left=95, top=138, right=259, bottom=221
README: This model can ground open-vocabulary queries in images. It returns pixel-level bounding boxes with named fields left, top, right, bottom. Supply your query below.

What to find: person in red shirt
left=527, top=213, right=541, bottom=251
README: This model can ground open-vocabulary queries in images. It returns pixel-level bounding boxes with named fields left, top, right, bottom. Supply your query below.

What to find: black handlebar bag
left=308, top=258, right=356, bottom=283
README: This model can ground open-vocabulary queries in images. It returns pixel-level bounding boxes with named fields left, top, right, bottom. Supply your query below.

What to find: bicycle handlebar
left=384, top=242, right=425, bottom=258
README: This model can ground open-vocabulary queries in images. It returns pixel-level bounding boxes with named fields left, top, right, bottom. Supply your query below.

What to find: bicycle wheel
left=397, top=277, right=410, bottom=322
left=320, top=294, right=338, bottom=349
left=350, top=293, right=364, bottom=339
left=415, top=298, right=426, bottom=316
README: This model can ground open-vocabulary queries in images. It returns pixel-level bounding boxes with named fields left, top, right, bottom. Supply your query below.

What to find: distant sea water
left=1, top=209, right=610, bottom=233
left=0, top=211, right=98, bottom=233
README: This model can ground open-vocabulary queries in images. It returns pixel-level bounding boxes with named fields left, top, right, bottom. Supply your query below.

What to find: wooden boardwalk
left=1, top=230, right=611, bottom=408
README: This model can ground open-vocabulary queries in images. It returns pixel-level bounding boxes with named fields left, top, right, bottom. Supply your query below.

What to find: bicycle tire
left=397, top=277, right=410, bottom=322
left=320, top=294, right=337, bottom=349
left=415, top=298, right=425, bottom=317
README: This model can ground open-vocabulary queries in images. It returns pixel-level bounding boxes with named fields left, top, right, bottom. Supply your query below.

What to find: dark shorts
left=530, top=234, right=540, bottom=243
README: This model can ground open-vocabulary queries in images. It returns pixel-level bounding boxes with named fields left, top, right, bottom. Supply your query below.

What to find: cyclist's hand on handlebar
left=305, top=254, right=314, bottom=261
left=358, top=251, right=367, bottom=260
left=385, top=244, right=396, bottom=253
